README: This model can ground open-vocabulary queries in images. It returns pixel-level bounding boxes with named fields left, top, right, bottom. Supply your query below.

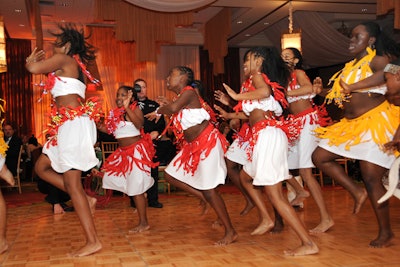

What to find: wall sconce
left=281, top=1, right=301, bottom=52
left=0, top=16, right=6, bottom=73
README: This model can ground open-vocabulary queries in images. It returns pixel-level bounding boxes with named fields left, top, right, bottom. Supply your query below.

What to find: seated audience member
left=3, top=123, right=23, bottom=177
left=37, top=178, right=74, bottom=214
left=25, top=135, right=42, bottom=181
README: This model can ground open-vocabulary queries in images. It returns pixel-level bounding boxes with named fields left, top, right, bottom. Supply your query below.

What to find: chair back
left=101, top=142, right=119, bottom=163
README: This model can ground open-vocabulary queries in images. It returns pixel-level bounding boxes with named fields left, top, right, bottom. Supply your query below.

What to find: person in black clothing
left=3, top=123, right=23, bottom=177
left=131, top=78, right=173, bottom=208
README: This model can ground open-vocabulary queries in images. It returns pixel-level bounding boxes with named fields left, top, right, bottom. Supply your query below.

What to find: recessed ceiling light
left=245, top=34, right=251, bottom=37
left=19, top=24, right=25, bottom=27
left=14, top=9, right=22, bottom=13
left=263, top=22, right=269, bottom=25
left=237, top=21, right=243, bottom=24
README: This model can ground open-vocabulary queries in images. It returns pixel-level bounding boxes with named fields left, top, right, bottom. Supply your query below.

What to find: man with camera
left=131, top=78, right=166, bottom=208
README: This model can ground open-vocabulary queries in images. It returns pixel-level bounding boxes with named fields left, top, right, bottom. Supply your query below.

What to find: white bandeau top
left=242, top=97, right=283, bottom=117
left=114, top=121, right=140, bottom=139
left=178, top=108, right=210, bottom=130
left=51, top=76, right=86, bottom=99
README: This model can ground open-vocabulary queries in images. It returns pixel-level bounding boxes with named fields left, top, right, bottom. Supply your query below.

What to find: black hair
left=118, top=85, right=138, bottom=103
left=50, top=23, right=96, bottom=64
left=244, top=47, right=290, bottom=89
left=28, top=135, right=39, bottom=146
left=286, top=47, right=303, bottom=70
left=360, top=21, right=400, bottom=58
left=175, top=66, right=194, bottom=86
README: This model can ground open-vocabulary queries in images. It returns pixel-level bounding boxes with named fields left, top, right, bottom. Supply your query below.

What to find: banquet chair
left=101, top=142, right=119, bottom=163
left=158, top=165, right=170, bottom=194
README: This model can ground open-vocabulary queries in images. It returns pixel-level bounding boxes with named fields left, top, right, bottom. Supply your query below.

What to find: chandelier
left=0, top=16, right=6, bottom=73
left=281, top=1, right=301, bottom=52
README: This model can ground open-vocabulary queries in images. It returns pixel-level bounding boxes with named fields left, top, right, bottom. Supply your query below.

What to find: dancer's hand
left=223, top=83, right=239, bottom=100
left=312, top=77, right=323, bottom=94
left=214, top=105, right=230, bottom=120
left=26, top=47, right=45, bottom=64
left=214, top=90, right=231, bottom=106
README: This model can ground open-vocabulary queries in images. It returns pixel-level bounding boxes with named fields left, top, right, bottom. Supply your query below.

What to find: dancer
left=223, top=47, right=318, bottom=255
left=25, top=23, right=102, bottom=256
left=98, top=85, right=156, bottom=233
left=281, top=47, right=334, bottom=233
left=147, top=66, right=237, bottom=245
left=0, top=99, right=14, bottom=255
left=214, top=91, right=254, bottom=216
left=312, top=21, right=400, bottom=247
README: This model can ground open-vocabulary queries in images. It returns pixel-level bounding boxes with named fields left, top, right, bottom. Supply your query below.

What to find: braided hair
left=51, top=23, right=96, bottom=64
left=175, top=66, right=194, bottom=86
left=244, top=47, right=290, bottom=89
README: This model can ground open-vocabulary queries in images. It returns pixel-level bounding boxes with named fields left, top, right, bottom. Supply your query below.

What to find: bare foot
left=353, top=188, right=368, bottom=214
left=69, top=241, right=102, bottom=257
left=53, top=204, right=65, bottom=215
left=240, top=201, right=254, bottom=216
left=309, top=218, right=334, bottom=234
left=212, top=219, right=223, bottom=229
left=270, top=220, right=284, bottom=234
left=199, top=200, right=210, bottom=216
left=214, top=231, right=238, bottom=246
left=0, top=167, right=14, bottom=186
left=128, top=224, right=150, bottom=233
left=86, top=195, right=97, bottom=215
left=284, top=242, right=319, bottom=256
left=251, top=219, right=274, bottom=235
left=0, top=241, right=8, bottom=255
left=290, top=190, right=310, bottom=206
left=369, top=232, right=394, bottom=248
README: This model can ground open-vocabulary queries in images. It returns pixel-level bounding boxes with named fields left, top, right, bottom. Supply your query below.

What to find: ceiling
left=0, top=0, right=394, bottom=67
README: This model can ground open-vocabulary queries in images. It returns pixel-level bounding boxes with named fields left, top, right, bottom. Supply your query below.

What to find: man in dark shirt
left=133, top=78, right=166, bottom=208
left=3, top=123, right=23, bottom=177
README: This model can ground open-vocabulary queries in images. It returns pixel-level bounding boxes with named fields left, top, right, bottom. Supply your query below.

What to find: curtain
left=0, top=39, right=33, bottom=138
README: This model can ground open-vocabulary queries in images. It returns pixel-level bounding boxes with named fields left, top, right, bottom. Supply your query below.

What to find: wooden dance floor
left=1, top=182, right=400, bottom=266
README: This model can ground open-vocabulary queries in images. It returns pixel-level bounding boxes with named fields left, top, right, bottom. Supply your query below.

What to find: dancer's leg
left=129, top=194, right=150, bottom=233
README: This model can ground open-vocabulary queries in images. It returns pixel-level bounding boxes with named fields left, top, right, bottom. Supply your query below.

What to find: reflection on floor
left=1, top=182, right=400, bottom=266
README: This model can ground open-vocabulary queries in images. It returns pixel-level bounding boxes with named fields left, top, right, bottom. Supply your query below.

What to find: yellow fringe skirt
left=315, top=101, right=399, bottom=168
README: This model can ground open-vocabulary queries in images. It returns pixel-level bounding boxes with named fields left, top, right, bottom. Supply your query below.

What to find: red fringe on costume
left=246, top=117, right=301, bottom=160
left=105, top=102, right=138, bottom=136
left=173, top=123, right=229, bottom=176
left=233, top=73, right=288, bottom=113
left=233, top=122, right=251, bottom=147
left=162, top=86, right=217, bottom=150
left=291, top=104, right=332, bottom=128
left=44, top=97, right=102, bottom=147
left=101, top=132, right=158, bottom=177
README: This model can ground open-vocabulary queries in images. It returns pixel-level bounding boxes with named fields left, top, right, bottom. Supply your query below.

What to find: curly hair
left=50, top=23, right=96, bottom=64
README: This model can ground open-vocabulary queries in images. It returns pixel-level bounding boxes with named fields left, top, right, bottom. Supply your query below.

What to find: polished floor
left=1, top=181, right=400, bottom=267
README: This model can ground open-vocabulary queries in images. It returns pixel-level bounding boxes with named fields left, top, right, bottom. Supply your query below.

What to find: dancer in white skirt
left=99, top=85, right=156, bottom=233
left=0, top=100, right=14, bottom=255
left=224, top=47, right=318, bottom=256
left=146, top=66, right=237, bottom=245
left=281, top=47, right=334, bottom=233
left=25, top=24, right=102, bottom=257
left=312, top=21, right=400, bottom=248
left=214, top=90, right=254, bottom=216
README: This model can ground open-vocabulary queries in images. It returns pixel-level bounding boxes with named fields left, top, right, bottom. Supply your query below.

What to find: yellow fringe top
left=314, top=101, right=399, bottom=156
left=0, top=98, right=8, bottom=158
left=326, top=47, right=376, bottom=108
